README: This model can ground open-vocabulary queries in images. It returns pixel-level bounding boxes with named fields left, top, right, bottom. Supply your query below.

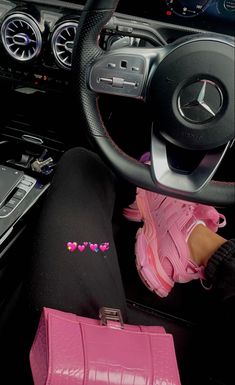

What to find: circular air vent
left=51, top=21, right=78, bottom=69
left=1, top=13, right=42, bottom=62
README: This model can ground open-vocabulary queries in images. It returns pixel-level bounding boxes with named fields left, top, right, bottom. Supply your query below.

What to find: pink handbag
left=30, top=307, right=181, bottom=385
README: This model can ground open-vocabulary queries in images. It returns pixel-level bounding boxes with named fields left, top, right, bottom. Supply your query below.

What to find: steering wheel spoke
left=89, top=47, right=160, bottom=98
left=151, top=130, right=231, bottom=193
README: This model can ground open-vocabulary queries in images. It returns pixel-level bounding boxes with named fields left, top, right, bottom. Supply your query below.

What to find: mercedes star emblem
left=178, top=79, right=223, bottom=124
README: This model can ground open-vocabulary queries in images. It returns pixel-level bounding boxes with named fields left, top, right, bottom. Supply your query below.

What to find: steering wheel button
left=112, top=77, right=124, bottom=87
left=120, top=60, right=128, bottom=69
left=124, top=80, right=138, bottom=87
left=99, top=77, right=113, bottom=84
left=107, top=63, right=116, bottom=68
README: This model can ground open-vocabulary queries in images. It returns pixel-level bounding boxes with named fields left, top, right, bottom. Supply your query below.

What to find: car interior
left=0, top=0, right=234, bottom=384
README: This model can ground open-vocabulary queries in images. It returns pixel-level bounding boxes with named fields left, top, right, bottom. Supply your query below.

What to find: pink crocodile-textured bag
left=30, top=307, right=181, bottom=385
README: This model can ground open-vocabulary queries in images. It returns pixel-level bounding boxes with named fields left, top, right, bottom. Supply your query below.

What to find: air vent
left=1, top=14, right=42, bottom=62
left=52, top=21, right=78, bottom=69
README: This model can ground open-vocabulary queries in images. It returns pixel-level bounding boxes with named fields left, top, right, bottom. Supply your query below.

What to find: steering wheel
left=72, top=0, right=235, bottom=206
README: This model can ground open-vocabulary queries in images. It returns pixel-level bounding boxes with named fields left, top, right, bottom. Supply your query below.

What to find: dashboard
left=0, top=0, right=233, bottom=73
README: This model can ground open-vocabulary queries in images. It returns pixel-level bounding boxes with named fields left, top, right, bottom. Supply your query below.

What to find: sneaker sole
left=135, top=227, right=173, bottom=298
left=135, top=190, right=175, bottom=297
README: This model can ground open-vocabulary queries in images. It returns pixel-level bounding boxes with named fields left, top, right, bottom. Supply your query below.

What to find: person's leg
left=188, top=224, right=235, bottom=312
left=26, top=147, right=127, bottom=320
left=187, top=225, right=235, bottom=385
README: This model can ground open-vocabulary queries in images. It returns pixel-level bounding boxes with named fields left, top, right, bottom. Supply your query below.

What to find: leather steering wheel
left=72, top=0, right=235, bottom=206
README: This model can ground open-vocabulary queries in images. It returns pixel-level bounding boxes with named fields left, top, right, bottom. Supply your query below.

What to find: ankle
left=188, top=224, right=227, bottom=267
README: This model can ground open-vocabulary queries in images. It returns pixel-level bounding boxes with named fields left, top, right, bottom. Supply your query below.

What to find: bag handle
left=99, top=307, right=124, bottom=329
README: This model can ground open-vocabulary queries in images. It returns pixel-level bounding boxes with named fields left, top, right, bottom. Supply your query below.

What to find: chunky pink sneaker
left=124, top=189, right=226, bottom=298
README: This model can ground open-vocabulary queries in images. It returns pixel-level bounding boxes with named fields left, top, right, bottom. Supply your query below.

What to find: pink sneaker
left=124, top=190, right=226, bottom=297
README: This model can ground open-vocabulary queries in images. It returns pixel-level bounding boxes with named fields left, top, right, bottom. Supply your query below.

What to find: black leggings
left=26, top=147, right=128, bottom=320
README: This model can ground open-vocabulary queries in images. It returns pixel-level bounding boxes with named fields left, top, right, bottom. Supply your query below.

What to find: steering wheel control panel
left=90, top=54, right=146, bottom=98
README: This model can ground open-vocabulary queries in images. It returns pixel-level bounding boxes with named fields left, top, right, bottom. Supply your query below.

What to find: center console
left=0, top=140, right=60, bottom=255
left=0, top=140, right=56, bottom=329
